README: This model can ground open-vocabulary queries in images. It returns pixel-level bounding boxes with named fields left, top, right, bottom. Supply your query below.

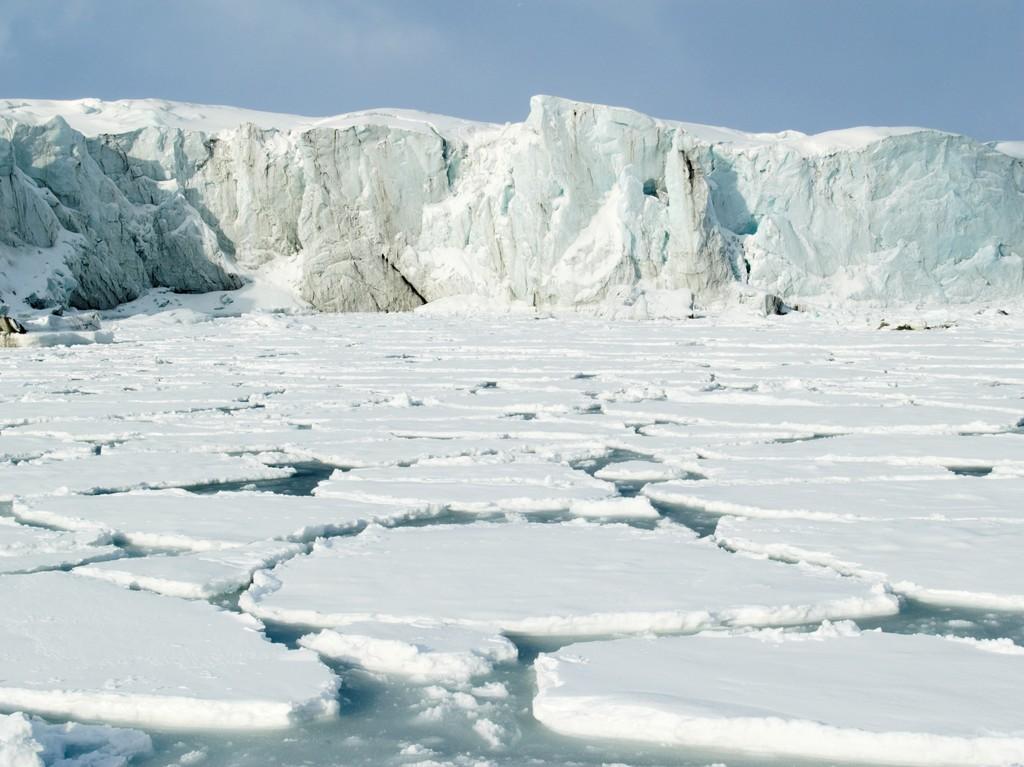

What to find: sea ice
left=0, top=712, right=152, bottom=767
left=299, top=622, right=518, bottom=685
left=567, top=496, right=660, bottom=519
left=0, top=572, right=339, bottom=729
left=593, top=459, right=689, bottom=482
left=73, top=539, right=305, bottom=599
left=716, top=515, right=1024, bottom=611
left=314, top=461, right=615, bottom=514
left=699, top=432, right=1024, bottom=474
left=644, top=475, right=1024, bottom=521
left=241, top=521, right=897, bottom=636
left=0, top=451, right=292, bottom=501
left=534, top=624, right=1024, bottom=765
left=11, top=490, right=434, bottom=551
left=0, top=517, right=120, bottom=574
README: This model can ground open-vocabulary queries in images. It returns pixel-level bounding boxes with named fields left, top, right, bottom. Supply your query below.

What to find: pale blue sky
left=0, top=0, right=1020, bottom=139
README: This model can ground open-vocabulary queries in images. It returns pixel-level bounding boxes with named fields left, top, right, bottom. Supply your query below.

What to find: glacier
left=1, top=96, right=1021, bottom=315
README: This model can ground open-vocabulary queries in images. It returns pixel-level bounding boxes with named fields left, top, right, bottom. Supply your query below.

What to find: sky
left=0, top=0, right=1020, bottom=140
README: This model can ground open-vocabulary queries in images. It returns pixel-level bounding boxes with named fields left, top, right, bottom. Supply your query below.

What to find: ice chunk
left=567, top=497, right=660, bottom=519
left=716, top=516, right=1024, bottom=611
left=12, top=490, right=433, bottom=551
left=241, top=521, right=897, bottom=636
left=0, top=572, right=338, bottom=729
left=534, top=625, right=1024, bottom=765
left=73, top=540, right=305, bottom=599
left=299, top=622, right=517, bottom=685
left=0, top=517, right=120, bottom=574
left=593, top=460, right=688, bottom=482
left=0, top=712, right=152, bottom=767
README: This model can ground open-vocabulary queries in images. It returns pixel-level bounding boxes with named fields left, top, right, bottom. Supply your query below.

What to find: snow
left=534, top=624, right=1024, bottom=765
left=0, top=572, right=338, bottom=729
left=0, top=98, right=493, bottom=139
left=716, top=515, right=1024, bottom=611
left=241, top=521, right=897, bottom=636
left=0, top=712, right=152, bottom=767
left=994, top=140, right=1024, bottom=159
left=299, top=623, right=518, bottom=685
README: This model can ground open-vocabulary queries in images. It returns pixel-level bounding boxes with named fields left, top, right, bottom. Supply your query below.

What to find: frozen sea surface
left=1, top=309, right=1023, bottom=766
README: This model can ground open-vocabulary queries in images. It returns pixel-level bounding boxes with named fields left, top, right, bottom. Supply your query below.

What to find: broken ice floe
left=0, top=711, right=152, bottom=767
left=299, top=622, right=517, bottom=685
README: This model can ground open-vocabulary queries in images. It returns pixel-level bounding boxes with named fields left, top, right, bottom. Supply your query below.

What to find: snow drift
left=1, top=96, right=1021, bottom=315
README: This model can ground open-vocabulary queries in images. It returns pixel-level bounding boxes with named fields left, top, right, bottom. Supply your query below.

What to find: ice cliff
left=1, top=96, right=1021, bottom=315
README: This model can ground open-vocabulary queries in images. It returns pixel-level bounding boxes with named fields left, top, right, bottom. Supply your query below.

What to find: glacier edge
left=0, top=94, right=1021, bottom=315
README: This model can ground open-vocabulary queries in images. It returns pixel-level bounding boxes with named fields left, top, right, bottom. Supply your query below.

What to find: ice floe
left=0, top=517, right=120, bottom=574
left=73, top=540, right=305, bottom=599
left=0, top=572, right=338, bottom=729
left=314, top=460, right=616, bottom=514
left=0, top=452, right=292, bottom=501
left=10, top=490, right=434, bottom=551
left=534, top=623, right=1024, bottom=765
left=716, top=515, right=1024, bottom=611
left=241, top=521, right=897, bottom=636
left=645, top=475, right=1024, bottom=521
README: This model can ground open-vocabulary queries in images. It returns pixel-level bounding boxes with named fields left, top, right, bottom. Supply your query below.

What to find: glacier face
left=0, top=96, right=1021, bottom=314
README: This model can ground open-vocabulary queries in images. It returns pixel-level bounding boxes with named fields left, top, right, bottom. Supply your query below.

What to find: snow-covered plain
left=1, top=308, right=1023, bottom=766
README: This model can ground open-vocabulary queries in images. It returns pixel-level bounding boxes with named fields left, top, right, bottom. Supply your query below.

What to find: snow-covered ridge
left=1, top=95, right=1021, bottom=314
left=0, top=96, right=925, bottom=154
left=0, top=98, right=493, bottom=140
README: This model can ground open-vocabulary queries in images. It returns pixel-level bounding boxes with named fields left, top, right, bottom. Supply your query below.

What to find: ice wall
left=1, top=96, right=1021, bottom=313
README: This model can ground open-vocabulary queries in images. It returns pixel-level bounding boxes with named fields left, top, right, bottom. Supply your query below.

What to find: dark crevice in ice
left=571, top=448, right=653, bottom=477
left=647, top=499, right=721, bottom=537
left=770, top=432, right=842, bottom=445
left=500, top=411, right=537, bottom=420
left=945, top=465, right=994, bottom=477
left=183, top=460, right=337, bottom=496
left=862, top=598, right=1024, bottom=646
